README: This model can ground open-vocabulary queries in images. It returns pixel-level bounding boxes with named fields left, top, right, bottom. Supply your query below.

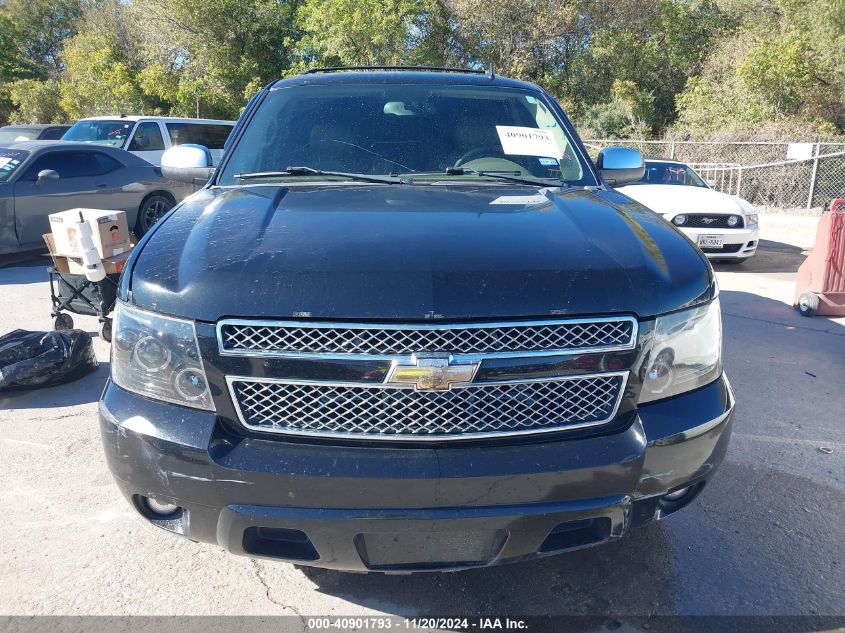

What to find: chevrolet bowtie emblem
left=386, top=354, right=479, bottom=391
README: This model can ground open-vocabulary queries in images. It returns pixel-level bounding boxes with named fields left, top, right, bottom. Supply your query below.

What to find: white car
left=62, top=116, right=235, bottom=166
left=618, top=159, right=759, bottom=263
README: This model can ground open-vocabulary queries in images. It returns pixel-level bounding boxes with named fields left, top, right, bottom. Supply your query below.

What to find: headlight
left=640, top=298, right=722, bottom=403
left=111, top=302, right=215, bottom=411
left=746, top=213, right=758, bottom=227
left=672, top=214, right=687, bottom=226
left=727, top=215, right=741, bottom=227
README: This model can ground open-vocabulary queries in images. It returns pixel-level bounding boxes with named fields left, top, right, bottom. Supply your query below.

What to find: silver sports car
left=0, top=141, right=196, bottom=255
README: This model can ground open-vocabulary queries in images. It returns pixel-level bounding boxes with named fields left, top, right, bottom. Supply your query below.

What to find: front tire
left=136, top=194, right=174, bottom=236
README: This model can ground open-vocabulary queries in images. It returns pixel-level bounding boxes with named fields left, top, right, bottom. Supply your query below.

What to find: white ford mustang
left=618, top=159, right=759, bottom=263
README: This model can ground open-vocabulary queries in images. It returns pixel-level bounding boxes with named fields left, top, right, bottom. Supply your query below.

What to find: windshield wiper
left=234, top=166, right=403, bottom=185
left=400, top=167, right=564, bottom=188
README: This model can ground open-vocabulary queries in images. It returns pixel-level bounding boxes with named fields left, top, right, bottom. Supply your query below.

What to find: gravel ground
left=0, top=214, right=843, bottom=621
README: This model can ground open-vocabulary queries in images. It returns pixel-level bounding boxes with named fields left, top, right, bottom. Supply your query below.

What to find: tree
left=8, top=79, right=65, bottom=123
left=1, top=0, right=81, bottom=76
left=581, top=80, right=656, bottom=138
left=297, top=0, right=439, bottom=66
left=59, top=31, right=146, bottom=118
left=131, top=0, right=302, bottom=118
left=447, top=0, right=583, bottom=85
left=673, top=0, right=845, bottom=137
left=565, top=0, right=724, bottom=131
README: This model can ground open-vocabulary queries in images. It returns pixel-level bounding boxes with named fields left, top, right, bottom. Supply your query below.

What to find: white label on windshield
left=0, top=158, right=10, bottom=168
left=490, top=194, right=549, bottom=205
left=496, top=126, right=561, bottom=157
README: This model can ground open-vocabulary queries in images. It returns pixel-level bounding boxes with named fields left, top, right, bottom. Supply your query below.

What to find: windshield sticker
left=496, top=126, right=561, bottom=158
left=489, top=194, right=550, bottom=206
left=0, top=157, right=21, bottom=172
left=537, top=157, right=559, bottom=167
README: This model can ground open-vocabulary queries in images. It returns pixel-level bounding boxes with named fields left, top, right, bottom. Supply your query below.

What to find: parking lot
left=0, top=213, right=843, bottom=619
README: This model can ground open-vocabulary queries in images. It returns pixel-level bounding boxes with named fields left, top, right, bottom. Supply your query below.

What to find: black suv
left=100, top=68, right=733, bottom=572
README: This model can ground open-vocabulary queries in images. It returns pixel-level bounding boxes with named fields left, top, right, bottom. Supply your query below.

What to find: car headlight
left=672, top=214, right=687, bottom=226
left=640, top=298, right=722, bottom=403
left=727, top=215, right=741, bottom=227
left=745, top=213, right=758, bottom=227
left=111, top=301, right=215, bottom=411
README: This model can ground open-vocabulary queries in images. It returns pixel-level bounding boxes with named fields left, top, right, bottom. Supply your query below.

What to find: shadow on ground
left=298, top=523, right=677, bottom=616
left=0, top=258, right=50, bottom=285
left=712, top=239, right=808, bottom=275
left=0, top=360, right=109, bottom=410
left=295, top=461, right=844, bottom=616
left=293, top=291, right=844, bottom=617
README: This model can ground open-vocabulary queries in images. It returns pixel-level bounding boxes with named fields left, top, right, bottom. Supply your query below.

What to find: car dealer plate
left=698, top=235, right=723, bottom=249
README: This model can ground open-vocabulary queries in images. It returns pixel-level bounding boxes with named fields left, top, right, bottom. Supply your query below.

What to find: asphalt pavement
left=0, top=214, right=842, bottom=620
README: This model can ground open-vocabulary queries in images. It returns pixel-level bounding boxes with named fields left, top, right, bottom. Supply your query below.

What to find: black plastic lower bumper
left=99, top=375, right=734, bottom=572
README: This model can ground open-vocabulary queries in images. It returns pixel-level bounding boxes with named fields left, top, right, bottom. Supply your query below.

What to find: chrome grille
left=218, top=318, right=636, bottom=358
left=227, top=373, right=626, bottom=440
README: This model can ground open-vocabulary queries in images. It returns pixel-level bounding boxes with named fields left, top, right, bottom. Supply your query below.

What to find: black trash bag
left=0, top=329, right=99, bottom=391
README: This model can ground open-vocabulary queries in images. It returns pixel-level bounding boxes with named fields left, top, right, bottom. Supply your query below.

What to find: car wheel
left=136, top=194, right=174, bottom=235
left=797, top=292, right=819, bottom=317
left=53, top=313, right=74, bottom=330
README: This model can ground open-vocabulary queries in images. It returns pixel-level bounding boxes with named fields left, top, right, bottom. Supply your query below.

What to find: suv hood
left=617, top=184, right=749, bottom=215
left=126, top=184, right=712, bottom=322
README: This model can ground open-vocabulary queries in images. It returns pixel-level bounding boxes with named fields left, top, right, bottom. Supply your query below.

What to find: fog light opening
left=142, top=496, right=181, bottom=518
left=663, top=486, right=691, bottom=502
left=658, top=481, right=705, bottom=516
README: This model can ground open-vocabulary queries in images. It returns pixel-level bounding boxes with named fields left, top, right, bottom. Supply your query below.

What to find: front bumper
left=100, top=375, right=734, bottom=572
left=679, top=226, right=760, bottom=259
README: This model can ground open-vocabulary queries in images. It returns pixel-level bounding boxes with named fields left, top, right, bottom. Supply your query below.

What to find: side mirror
left=36, top=169, right=59, bottom=186
left=160, top=144, right=214, bottom=185
left=596, top=147, right=645, bottom=186
left=705, top=179, right=716, bottom=188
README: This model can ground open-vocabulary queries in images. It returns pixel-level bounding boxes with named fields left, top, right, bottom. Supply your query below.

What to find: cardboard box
left=49, top=209, right=130, bottom=259
left=42, top=233, right=133, bottom=276
left=66, top=252, right=131, bottom=276
left=42, top=233, right=70, bottom=274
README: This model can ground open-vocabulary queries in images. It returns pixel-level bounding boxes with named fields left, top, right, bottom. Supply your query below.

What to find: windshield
left=219, top=84, right=593, bottom=186
left=0, top=149, right=29, bottom=182
left=62, top=120, right=134, bottom=147
left=0, top=128, right=38, bottom=143
left=636, top=161, right=708, bottom=187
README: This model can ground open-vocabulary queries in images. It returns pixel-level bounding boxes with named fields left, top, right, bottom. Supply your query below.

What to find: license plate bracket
left=355, top=529, right=507, bottom=570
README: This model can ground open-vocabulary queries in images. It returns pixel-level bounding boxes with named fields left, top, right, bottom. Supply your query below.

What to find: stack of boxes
left=43, top=209, right=133, bottom=276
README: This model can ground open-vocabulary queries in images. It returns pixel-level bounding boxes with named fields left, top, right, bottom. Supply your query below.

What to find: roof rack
left=299, top=66, right=492, bottom=76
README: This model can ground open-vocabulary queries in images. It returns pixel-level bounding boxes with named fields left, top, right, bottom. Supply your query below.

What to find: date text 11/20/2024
left=305, top=618, right=529, bottom=630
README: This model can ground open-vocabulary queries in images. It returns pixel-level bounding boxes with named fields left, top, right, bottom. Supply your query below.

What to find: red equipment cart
left=794, top=198, right=845, bottom=317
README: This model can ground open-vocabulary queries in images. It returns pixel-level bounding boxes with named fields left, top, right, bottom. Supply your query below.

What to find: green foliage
left=0, top=11, right=47, bottom=122
left=581, top=81, right=656, bottom=138
left=737, top=32, right=815, bottom=116
left=447, top=0, right=581, bottom=83
left=130, top=0, right=302, bottom=118
left=674, top=0, right=845, bottom=137
left=8, top=80, right=65, bottom=124
left=1, top=0, right=81, bottom=76
left=0, top=0, right=842, bottom=137
left=59, top=31, right=146, bottom=119
left=298, top=0, right=437, bottom=66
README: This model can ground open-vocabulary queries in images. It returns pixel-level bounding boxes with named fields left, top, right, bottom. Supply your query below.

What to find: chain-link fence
left=583, top=139, right=845, bottom=211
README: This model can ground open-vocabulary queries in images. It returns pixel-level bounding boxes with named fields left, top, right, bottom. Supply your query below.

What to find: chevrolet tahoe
left=99, top=67, right=734, bottom=572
